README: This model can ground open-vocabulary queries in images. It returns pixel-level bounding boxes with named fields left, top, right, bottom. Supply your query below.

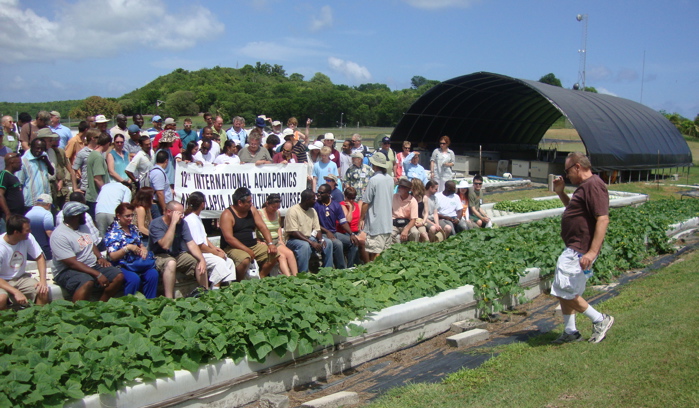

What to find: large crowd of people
left=0, top=110, right=494, bottom=307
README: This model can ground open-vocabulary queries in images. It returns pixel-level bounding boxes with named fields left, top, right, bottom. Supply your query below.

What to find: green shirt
left=86, top=150, right=110, bottom=202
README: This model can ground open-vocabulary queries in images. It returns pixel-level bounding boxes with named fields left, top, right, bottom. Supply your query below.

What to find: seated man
left=25, top=194, right=54, bottom=260
left=219, top=188, right=277, bottom=279
left=50, top=202, right=124, bottom=302
left=469, top=174, right=492, bottom=228
left=284, top=189, right=332, bottom=273
left=314, top=183, right=358, bottom=269
left=435, top=180, right=463, bottom=236
left=149, top=201, right=207, bottom=298
left=391, top=178, right=420, bottom=244
left=0, top=215, right=49, bottom=309
left=323, top=174, right=344, bottom=203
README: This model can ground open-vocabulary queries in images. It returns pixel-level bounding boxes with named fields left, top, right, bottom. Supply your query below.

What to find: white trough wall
left=488, top=191, right=648, bottom=227
left=65, top=270, right=540, bottom=408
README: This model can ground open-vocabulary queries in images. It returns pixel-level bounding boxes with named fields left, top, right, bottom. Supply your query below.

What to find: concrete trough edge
left=65, top=268, right=546, bottom=408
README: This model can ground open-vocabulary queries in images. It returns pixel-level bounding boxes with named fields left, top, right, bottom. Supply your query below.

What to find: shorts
left=365, top=233, right=392, bottom=254
left=54, top=265, right=122, bottom=297
left=225, top=242, right=276, bottom=265
left=155, top=252, right=198, bottom=276
left=550, top=248, right=589, bottom=300
left=0, top=274, right=38, bottom=302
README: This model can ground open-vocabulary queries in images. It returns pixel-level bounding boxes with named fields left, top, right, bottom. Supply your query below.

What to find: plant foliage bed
left=493, top=198, right=563, bottom=213
left=2, top=199, right=699, bottom=407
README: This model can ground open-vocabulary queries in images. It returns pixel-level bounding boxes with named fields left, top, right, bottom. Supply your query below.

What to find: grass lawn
left=371, top=247, right=699, bottom=408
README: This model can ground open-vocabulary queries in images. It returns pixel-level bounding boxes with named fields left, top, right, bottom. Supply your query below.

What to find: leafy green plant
left=1, top=199, right=697, bottom=407
left=493, top=198, right=563, bottom=213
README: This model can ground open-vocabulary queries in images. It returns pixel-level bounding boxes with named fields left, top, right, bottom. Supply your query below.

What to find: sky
left=0, top=0, right=697, bottom=119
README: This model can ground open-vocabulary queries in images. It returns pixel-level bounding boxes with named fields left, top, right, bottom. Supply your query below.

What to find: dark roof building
left=392, top=72, right=692, bottom=171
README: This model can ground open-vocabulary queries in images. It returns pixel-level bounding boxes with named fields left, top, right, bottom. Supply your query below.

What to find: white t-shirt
left=436, top=192, right=462, bottom=218
left=184, top=213, right=206, bottom=246
left=213, top=154, right=241, bottom=165
left=198, top=140, right=220, bottom=157
left=0, top=233, right=43, bottom=280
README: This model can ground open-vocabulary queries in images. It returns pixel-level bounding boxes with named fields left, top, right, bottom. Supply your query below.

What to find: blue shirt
left=403, top=154, right=428, bottom=184
left=51, top=124, right=73, bottom=149
left=95, top=182, right=132, bottom=215
left=148, top=216, right=193, bottom=257
left=313, top=200, right=347, bottom=234
left=312, top=161, right=339, bottom=192
left=17, top=150, right=51, bottom=207
left=149, top=166, right=172, bottom=203
left=104, top=221, right=142, bottom=265
left=26, top=205, right=54, bottom=260
left=178, top=129, right=198, bottom=147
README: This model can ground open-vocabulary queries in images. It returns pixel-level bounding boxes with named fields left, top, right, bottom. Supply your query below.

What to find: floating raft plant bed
left=2, top=198, right=699, bottom=408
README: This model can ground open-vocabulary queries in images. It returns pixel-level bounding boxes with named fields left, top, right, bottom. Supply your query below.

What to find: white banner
left=175, top=163, right=307, bottom=218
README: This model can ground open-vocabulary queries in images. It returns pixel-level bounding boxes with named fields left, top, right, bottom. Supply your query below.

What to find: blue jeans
left=333, top=232, right=357, bottom=269
left=322, top=234, right=346, bottom=269
left=121, top=268, right=159, bottom=299
left=286, top=236, right=332, bottom=273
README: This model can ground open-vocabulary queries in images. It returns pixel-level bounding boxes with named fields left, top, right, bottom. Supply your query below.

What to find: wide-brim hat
left=397, top=178, right=412, bottom=189
left=159, top=130, right=177, bottom=143
left=36, top=128, right=58, bottom=139
left=456, top=179, right=471, bottom=189
left=369, top=152, right=389, bottom=169
left=95, top=115, right=109, bottom=123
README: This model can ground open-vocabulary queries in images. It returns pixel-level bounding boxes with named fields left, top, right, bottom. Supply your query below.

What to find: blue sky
left=1, top=0, right=697, bottom=119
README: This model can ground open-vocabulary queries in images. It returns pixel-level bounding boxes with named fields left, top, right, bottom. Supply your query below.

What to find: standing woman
left=106, top=134, right=131, bottom=185
left=258, top=194, right=298, bottom=276
left=430, top=136, right=456, bottom=192
left=131, top=187, right=154, bottom=246
left=104, top=203, right=159, bottom=298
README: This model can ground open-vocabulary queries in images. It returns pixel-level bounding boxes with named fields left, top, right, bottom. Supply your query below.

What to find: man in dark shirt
left=149, top=201, right=207, bottom=298
left=551, top=152, right=614, bottom=344
left=314, top=183, right=358, bottom=269
left=219, top=188, right=277, bottom=279
left=0, top=153, right=26, bottom=233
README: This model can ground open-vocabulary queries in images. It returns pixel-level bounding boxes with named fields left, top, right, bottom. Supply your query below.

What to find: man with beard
left=50, top=201, right=124, bottom=302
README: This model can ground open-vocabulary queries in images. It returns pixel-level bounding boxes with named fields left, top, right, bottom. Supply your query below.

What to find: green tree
left=164, top=91, right=199, bottom=117
left=583, top=86, right=598, bottom=93
left=539, top=73, right=562, bottom=87
left=69, top=96, right=121, bottom=119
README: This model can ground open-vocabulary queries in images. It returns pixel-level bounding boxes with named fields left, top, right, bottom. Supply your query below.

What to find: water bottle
left=578, top=254, right=593, bottom=279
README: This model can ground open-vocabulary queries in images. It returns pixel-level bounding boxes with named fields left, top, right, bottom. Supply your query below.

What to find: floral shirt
left=104, top=220, right=142, bottom=265
left=344, top=164, right=374, bottom=202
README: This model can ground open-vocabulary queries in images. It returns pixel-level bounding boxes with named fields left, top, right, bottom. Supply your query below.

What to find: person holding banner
left=237, top=131, right=272, bottom=165
left=213, top=140, right=241, bottom=165
left=219, top=188, right=278, bottom=279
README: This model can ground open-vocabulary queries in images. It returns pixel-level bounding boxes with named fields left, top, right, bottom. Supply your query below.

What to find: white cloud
left=616, top=68, right=639, bottom=82
left=310, top=5, right=333, bottom=32
left=238, top=38, right=329, bottom=61
left=0, top=0, right=224, bottom=63
left=596, top=87, right=617, bottom=97
left=328, top=57, right=372, bottom=83
left=402, top=0, right=482, bottom=10
left=587, top=65, right=613, bottom=82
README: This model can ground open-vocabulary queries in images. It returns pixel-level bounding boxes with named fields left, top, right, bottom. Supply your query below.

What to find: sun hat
left=369, top=152, right=389, bottom=169
left=94, top=115, right=109, bottom=123
left=456, top=179, right=471, bottom=189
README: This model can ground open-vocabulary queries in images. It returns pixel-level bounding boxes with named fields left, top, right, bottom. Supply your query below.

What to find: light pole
left=340, top=112, right=344, bottom=128
left=574, top=13, right=588, bottom=92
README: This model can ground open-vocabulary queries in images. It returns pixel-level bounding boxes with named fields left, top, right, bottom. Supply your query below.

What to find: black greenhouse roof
left=392, top=72, right=692, bottom=171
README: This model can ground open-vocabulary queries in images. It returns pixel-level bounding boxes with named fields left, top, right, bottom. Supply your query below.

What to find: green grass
left=370, top=247, right=699, bottom=408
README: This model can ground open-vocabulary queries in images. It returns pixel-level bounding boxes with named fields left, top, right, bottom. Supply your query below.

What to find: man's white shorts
left=550, top=248, right=589, bottom=300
